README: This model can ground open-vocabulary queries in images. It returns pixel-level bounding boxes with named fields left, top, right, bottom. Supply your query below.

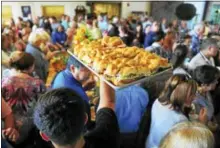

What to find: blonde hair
left=28, top=29, right=50, bottom=46
left=160, top=121, right=215, bottom=148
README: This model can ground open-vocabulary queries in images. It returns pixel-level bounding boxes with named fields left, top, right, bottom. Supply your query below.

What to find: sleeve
left=84, top=108, right=120, bottom=148
left=64, top=33, right=67, bottom=42
left=192, top=98, right=204, bottom=116
left=190, top=37, right=199, bottom=56
left=144, top=34, right=153, bottom=48
left=2, top=98, right=12, bottom=119
left=51, top=32, right=57, bottom=44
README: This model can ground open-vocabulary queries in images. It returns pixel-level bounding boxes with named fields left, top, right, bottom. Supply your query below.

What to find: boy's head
left=34, top=88, right=87, bottom=147
left=153, top=31, right=165, bottom=44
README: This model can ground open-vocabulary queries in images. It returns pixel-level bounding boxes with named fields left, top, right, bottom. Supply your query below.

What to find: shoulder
left=2, top=76, right=14, bottom=86
left=84, top=107, right=119, bottom=147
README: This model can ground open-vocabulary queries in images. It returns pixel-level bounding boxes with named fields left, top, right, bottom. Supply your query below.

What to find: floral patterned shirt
left=2, top=75, right=46, bottom=143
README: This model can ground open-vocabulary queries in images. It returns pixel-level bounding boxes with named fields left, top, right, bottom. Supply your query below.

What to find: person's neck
left=54, top=137, right=85, bottom=148
left=201, top=50, right=211, bottom=59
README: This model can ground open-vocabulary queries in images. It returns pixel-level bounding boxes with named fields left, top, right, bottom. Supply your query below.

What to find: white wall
left=121, top=2, right=151, bottom=18
left=184, top=1, right=206, bottom=29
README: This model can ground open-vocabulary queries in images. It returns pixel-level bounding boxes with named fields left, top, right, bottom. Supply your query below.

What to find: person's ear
left=84, top=113, right=88, bottom=125
left=40, top=131, right=50, bottom=142
left=70, top=65, right=75, bottom=73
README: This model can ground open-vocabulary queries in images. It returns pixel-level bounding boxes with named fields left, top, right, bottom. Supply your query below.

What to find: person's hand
left=83, top=79, right=96, bottom=91
left=2, top=128, right=19, bottom=142
left=199, top=108, right=208, bottom=124
left=98, top=79, right=115, bottom=111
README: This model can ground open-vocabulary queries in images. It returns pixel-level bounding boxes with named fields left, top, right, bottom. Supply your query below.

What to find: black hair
left=10, top=52, right=35, bottom=71
left=153, top=31, right=165, bottom=42
left=57, top=24, right=65, bottom=32
left=34, top=88, right=86, bottom=146
left=171, top=44, right=188, bottom=69
left=66, top=56, right=84, bottom=71
left=27, top=20, right=33, bottom=28
left=193, top=65, right=219, bottom=85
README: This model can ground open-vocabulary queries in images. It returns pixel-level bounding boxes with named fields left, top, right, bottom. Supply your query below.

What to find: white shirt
left=188, top=51, right=215, bottom=70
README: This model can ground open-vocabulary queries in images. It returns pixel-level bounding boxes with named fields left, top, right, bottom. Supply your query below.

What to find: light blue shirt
left=115, top=86, right=149, bottom=133
left=25, top=44, right=48, bottom=82
left=146, top=99, right=188, bottom=148
left=98, top=21, right=108, bottom=33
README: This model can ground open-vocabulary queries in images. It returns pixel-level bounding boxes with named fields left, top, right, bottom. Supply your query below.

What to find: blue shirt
left=51, top=23, right=60, bottom=32
left=52, top=31, right=67, bottom=46
left=144, top=31, right=156, bottom=48
left=61, top=21, right=69, bottom=30
left=193, top=92, right=214, bottom=121
left=190, top=31, right=200, bottom=56
left=98, top=21, right=108, bottom=33
left=26, top=44, right=48, bottom=81
left=51, top=69, right=89, bottom=103
left=115, top=86, right=149, bottom=133
left=146, top=99, right=187, bottom=148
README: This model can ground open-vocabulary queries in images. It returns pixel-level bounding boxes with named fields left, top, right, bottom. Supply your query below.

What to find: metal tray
left=68, top=50, right=172, bottom=90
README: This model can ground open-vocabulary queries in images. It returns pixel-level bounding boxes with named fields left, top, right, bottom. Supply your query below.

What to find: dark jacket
left=108, top=23, right=119, bottom=37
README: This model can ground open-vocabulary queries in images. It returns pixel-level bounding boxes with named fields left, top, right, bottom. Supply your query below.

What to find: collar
left=29, top=43, right=43, bottom=53
left=199, top=52, right=213, bottom=65
left=152, top=42, right=161, bottom=48
left=64, top=69, right=82, bottom=86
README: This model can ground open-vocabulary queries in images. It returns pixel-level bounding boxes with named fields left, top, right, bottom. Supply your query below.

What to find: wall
left=121, top=2, right=151, bottom=18
left=2, top=1, right=86, bottom=20
left=151, top=1, right=182, bottom=22
left=2, top=1, right=151, bottom=20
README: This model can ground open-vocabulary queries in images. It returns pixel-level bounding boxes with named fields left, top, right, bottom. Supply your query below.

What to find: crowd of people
left=1, top=10, right=220, bottom=148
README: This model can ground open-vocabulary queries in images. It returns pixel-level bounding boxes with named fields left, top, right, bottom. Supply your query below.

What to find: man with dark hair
left=34, top=81, right=120, bottom=148
left=188, top=38, right=219, bottom=70
left=52, top=56, right=91, bottom=103
left=51, top=56, right=92, bottom=128
left=145, top=31, right=167, bottom=58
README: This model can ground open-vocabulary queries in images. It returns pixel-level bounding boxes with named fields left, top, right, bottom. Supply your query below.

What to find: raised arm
left=97, top=80, right=115, bottom=111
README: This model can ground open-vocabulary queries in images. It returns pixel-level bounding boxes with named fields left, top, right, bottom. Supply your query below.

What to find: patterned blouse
left=2, top=75, right=46, bottom=143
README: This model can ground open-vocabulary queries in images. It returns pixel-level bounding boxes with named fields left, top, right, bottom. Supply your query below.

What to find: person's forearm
left=56, top=43, right=63, bottom=49
left=4, top=113, right=15, bottom=129
left=97, top=80, right=115, bottom=111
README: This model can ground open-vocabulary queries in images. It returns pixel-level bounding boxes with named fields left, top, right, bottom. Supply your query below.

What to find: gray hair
left=201, top=38, right=218, bottom=51
left=160, top=121, right=215, bottom=148
left=194, top=23, right=205, bottom=32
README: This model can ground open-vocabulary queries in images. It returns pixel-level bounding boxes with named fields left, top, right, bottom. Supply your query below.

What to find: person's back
left=51, top=69, right=89, bottom=103
left=115, top=85, right=149, bottom=133
left=2, top=51, right=46, bottom=143
left=108, top=23, right=119, bottom=37
left=144, top=31, right=156, bottom=48
left=146, top=99, right=187, bottom=148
